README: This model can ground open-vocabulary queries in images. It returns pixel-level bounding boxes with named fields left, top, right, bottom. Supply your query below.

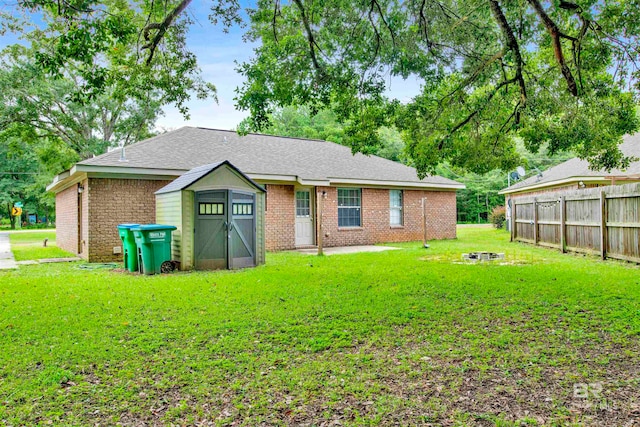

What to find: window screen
left=338, top=188, right=361, bottom=227
left=390, top=190, right=403, bottom=225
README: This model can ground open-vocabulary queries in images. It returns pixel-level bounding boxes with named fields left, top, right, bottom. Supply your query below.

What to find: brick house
left=47, top=127, right=463, bottom=262
left=499, top=133, right=640, bottom=225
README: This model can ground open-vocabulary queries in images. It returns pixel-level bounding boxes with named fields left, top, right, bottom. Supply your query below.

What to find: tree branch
left=446, top=76, right=518, bottom=143
left=488, top=0, right=527, bottom=105
left=141, top=0, right=193, bottom=66
left=292, top=0, right=323, bottom=73
left=526, top=0, right=578, bottom=96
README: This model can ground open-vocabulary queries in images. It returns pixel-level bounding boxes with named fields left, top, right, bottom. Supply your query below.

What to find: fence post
left=600, top=190, right=607, bottom=260
left=510, top=198, right=515, bottom=242
left=560, top=196, right=566, bottom=253
left=533, top=198, right=538, bottom=245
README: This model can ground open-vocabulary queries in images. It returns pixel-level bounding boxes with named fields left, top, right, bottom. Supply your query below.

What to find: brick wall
left=264, top=184, right=295, bottom=251
left=60, top=178, right=457, bottom=260
left=87, top=178, right=172, bottom=262
left=55, top=183, right=79, bottom=256
left=318, top=187, right=457, bottom=247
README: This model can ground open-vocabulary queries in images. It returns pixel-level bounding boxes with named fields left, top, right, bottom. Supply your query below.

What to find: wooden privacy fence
left=511, top=182, right=640, bottom=263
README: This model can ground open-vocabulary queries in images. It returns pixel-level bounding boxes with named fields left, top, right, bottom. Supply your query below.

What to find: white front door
left=295, top=189, right=314, bottom=246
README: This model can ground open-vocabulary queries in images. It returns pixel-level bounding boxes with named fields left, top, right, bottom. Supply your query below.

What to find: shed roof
left=500, top=133, right=640, bottom=194
left=71, top=127, right=462, bottom=189
left=155, top=161, right=266, bottom=195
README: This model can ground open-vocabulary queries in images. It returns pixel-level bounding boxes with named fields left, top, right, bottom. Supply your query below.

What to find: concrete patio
left=295, top=245, right=401, bottom=256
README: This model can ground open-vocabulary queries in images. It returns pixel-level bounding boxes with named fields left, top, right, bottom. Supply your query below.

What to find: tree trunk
left=6, top=203, right=16, bottom=230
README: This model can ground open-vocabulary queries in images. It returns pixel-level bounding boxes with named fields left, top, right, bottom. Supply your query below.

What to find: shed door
left=195, top=191, right=227, bottom=269
left=194, top=190, right=256, bottom=270
left=229, top=191, right=256, bottom=269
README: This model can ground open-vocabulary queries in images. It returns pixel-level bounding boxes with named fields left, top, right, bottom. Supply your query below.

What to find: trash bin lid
left=118, top=223, right=140, bottom=229
left=131, top=224, right=177, bottom=231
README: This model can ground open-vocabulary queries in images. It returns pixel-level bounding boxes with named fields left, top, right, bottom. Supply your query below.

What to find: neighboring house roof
left=500, top=133, right=640, bottom=195
left=155, top=161, right=265, bottom=194
left=48, top=127, right=463, bottom=192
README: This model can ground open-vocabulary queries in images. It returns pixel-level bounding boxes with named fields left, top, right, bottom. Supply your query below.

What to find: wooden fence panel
left=516, top=222, right=534, bottom=241
left=565, top=198, right=599, bottom=224
left=514, top=202, right=534, bottom=241
left=565, top=224, right=601, bottom=252
left=607, top=227, right=640, bottom=260
left=606, top=196, right=640, bottom=260
left=536, top=199, right=561, bottom=246
left=510, top=182, right=640, bottom=263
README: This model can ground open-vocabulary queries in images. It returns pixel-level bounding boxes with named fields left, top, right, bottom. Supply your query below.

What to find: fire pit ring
left=462, top=252, right=505, bottom=262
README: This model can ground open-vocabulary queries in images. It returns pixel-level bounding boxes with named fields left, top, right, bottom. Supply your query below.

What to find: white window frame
left=338, top=188, right=362, bottom=227
left=389, top=190, right=403, bottom=226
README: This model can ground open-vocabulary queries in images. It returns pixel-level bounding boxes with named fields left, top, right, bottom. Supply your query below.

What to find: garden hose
left=77, top=263, right=119, bottom=270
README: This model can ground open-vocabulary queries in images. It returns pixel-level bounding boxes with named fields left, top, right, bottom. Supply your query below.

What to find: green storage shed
left=155, top=161, right=266, bottom=270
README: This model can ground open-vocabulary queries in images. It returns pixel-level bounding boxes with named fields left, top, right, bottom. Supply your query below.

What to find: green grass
left=8, top=231, right=75, bottom=261
left=1, top=227, right=639, bottom=426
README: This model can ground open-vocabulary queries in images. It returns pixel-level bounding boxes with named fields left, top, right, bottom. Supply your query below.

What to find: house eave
left=47, top=165, right=186, bottom=193
left=499, top=176, right=610, bottom=195
left=327, top=177, right=464, bottom=190
left=48, top=164, right=464, bottom=193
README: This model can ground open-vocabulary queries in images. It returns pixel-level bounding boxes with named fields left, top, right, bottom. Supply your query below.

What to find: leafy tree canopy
left=3, top=0, right=639, bottom=177
left=0, top=0, right=218, bottom=223
left=236, top=0, right=640, bottom=176
left=238, top=105, right=407, bottom=162
left=0, top=45, right=162, bottom=161
left=3, top=0, right=215, bottom=119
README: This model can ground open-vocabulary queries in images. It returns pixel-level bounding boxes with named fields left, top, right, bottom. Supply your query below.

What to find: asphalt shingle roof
left=79, top=127, right=461, bottom=187
left=502, top=133, right=640, bottom=193
left=155, top=161, right=265, bottom=194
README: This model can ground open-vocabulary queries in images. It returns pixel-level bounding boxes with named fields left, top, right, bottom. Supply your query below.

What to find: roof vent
left=223, top=136, right=228, bottom=143
left=119, top=145, right=129, bottom=163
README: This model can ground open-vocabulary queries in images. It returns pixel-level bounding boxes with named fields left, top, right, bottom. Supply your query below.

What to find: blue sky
left=162, top=1, right=422, bottom=132
left=157, top=0, right=257, bottom=131
left=0, top=0, right=421, bottom=132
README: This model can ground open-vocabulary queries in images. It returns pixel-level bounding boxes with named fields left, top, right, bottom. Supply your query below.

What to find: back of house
left=47, top=127, right=463, bottom=263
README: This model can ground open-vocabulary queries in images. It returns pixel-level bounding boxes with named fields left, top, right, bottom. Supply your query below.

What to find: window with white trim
left=389, top=190, right=403, bottom=226
left=338, top=188, right=361, bottom=227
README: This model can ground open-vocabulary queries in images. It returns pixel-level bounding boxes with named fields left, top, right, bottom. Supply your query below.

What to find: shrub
left=489, top=206, right=506, bottom=229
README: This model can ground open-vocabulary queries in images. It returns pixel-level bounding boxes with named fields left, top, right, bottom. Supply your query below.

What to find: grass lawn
left=8, top=231, right=75, bottom=261
left=0, top=227, right=638, bottom=426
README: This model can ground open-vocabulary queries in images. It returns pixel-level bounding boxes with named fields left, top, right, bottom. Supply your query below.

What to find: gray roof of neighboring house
left=155, top=161, right=265, bottom=194
left=77, top=127, right=462, bottom=188
left=501, top=133, right=640, bottom=194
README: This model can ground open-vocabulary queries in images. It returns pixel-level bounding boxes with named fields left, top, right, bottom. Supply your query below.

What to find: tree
left=4, top=1, right=639, bottom=177
left=0, top=137, right=41, bottom=229
left=238, top=105, right=407, bottom=161
left=2, top=0, right=215, bottom=124
left=438, top=140, right=576, bottom=223
left=0, top=45, right=163, bottom=161
left=235, top=0, right=640, bottom=176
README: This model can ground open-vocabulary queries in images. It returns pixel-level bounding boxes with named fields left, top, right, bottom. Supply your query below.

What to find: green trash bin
left=131, top=224, right=177, bottom=275
left=117, top=224, right=140, bottom=272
